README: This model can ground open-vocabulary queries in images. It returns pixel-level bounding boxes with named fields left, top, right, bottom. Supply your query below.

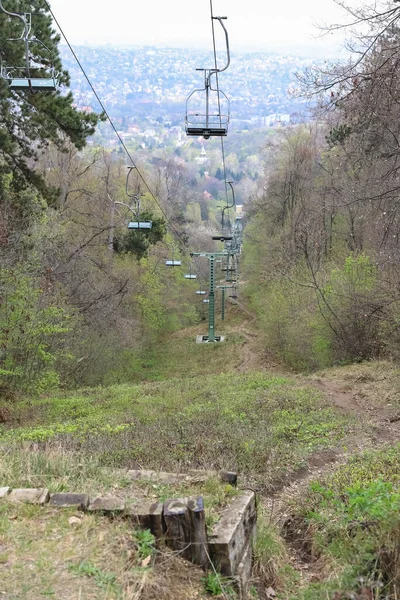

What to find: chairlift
left=0, top=2, right=59, bottom=92
left=185, top=17, right=230, bottom=139
left=126, top=167, right=152, bottom=230
left=184, top=264, right=197, bottom=279
left=203, top=299, right=210, bottom=303
left=213, top=183, right=235, bottom=241
left=196, top=290, right=206, bottom=295
left=165, top=244, right=181, bottom=267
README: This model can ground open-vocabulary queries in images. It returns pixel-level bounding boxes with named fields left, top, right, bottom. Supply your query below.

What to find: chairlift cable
left=209, top=0, right=229, bottom=206
left=42, top=0, right=191, bottom=251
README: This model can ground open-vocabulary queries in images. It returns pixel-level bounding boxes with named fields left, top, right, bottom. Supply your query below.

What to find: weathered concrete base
left=209, top=490, right=256, bottom=591
left=236, top=540, right=253, bottom=598
left=0, top=473, right=255, bottom=595
left=125, top=501, right=164, bottom=540
left=8, top=488, right=49, bottom=505
left=196, top=335, right=225, bottom=343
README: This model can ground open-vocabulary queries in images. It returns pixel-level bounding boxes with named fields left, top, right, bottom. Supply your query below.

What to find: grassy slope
left=2, top=316, right=400, bottom=599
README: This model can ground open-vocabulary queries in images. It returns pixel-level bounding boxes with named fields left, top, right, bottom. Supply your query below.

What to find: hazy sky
left=48, top=0, right=352, bottom=54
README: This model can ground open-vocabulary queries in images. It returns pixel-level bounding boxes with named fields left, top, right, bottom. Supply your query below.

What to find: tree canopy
left=0, top=0, right=101, bottom=204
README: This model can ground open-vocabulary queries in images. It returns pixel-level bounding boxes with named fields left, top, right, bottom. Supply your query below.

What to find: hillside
left=1, top=309, right=400, bottom=599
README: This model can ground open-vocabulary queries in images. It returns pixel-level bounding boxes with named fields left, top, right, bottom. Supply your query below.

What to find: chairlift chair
left=184, top=274, right=197, bottom=279
left=196, top=290, right=206, bottom=295
left=166, top=259, right=182, bottom=267
left=0, top=3, right=59, bottom=92
left=185, top=17, right=230, bottom=139
left=125, top=167, right=152, bottom=230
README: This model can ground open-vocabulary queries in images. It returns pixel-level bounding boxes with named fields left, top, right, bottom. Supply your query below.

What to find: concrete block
left=8, top=488, right=49, bottom=505
left=164, top=498, right=191, bottom=560
left=208, top=490, right=257, bottom=576
left=49, top=493, right=89, bottom=510
left=0, top=487, right=10, bottom=499
left=186, top=496, right=208, bottom=567
left=126, top=501, right=164, bottom=540
left=88, top=496, right=125, bottom=513
left=236, top=540, right=253, bottom=598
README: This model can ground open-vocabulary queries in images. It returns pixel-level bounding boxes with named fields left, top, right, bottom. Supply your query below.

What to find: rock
left=219, top=470, right=238, bottom=486
left=8, top=488, right=49, bottom=505
left=88, top=496, right=125, bottom=513
left=68, top=516, right=82, bottom=527
left=49, top=493, right=89, bottom=510
left=0, top=487, right=10, bottom=499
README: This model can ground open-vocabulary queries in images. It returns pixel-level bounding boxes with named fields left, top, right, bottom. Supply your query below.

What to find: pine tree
left=0, top=0, right=102, bottom=204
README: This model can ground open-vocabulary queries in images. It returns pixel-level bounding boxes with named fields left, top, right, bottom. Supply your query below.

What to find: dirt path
left=229, top=307, right=400, bottom=587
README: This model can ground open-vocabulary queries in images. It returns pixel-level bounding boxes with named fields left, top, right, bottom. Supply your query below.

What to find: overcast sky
left=48, top=0, right=352, bottom=54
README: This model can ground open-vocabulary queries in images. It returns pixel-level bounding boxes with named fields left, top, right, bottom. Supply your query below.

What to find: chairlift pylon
left=185, top=17, right=230, bottom=139
left=0, top=1, right=59, bottom=92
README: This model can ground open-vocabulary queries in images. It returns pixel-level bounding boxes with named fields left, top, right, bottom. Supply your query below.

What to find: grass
left=0, top=372, right=354, bottom=492
left=313, top=360, right=400, bottom=409
left=0, top=499, right=213, bottom=599
left=102, top=328, right=245, bottom=385
left=0, top=502, right=145, bottom=599
left=278, top=444, right=400, bottom=599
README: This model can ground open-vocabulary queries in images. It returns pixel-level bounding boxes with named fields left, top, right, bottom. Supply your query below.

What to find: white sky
left=48, top=0, right=353, bottom=54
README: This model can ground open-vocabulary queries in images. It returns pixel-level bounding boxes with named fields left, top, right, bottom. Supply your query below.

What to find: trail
left=228, top=304, right=400, bottom=588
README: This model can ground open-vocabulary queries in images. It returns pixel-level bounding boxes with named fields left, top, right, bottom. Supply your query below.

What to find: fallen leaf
left=141, top=555, right=151, bottom=567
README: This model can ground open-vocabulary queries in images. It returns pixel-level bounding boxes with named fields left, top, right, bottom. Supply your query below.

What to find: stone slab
left=49, top=493, right=89, bottom=510
left=125, top=501, right=164, bottom=540
left=0, top=487, right=10, bottom=499
left=129, top=468, right=238, bottom=486
left=88, top=496, right=125, bottom=513
left=8, top=488, right=49, bottom=505
left=128, top=470, right=187, bottom=485
left=208, top=490, right=257, bottom=576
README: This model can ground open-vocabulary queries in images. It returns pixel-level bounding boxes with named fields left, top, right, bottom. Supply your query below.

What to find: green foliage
left=133, top=529, right=156, bottom=560
left=68, top=561, right=118, bottom=590
left=288, top=445, right=400, bottom=598
left=202, top=572, right=236, bottom=597
left=0, top=1, right=101, bottom=203
left=113, top=211, right=166, bottom=259
left=0, top=263, right=74, bottom=394
left=0, top=372, right=352, bottom=491
left=326, top=124, right=352, bottom=148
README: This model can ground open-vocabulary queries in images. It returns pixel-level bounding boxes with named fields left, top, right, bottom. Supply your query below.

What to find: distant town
left=60, top=44, right=320, bottom=149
